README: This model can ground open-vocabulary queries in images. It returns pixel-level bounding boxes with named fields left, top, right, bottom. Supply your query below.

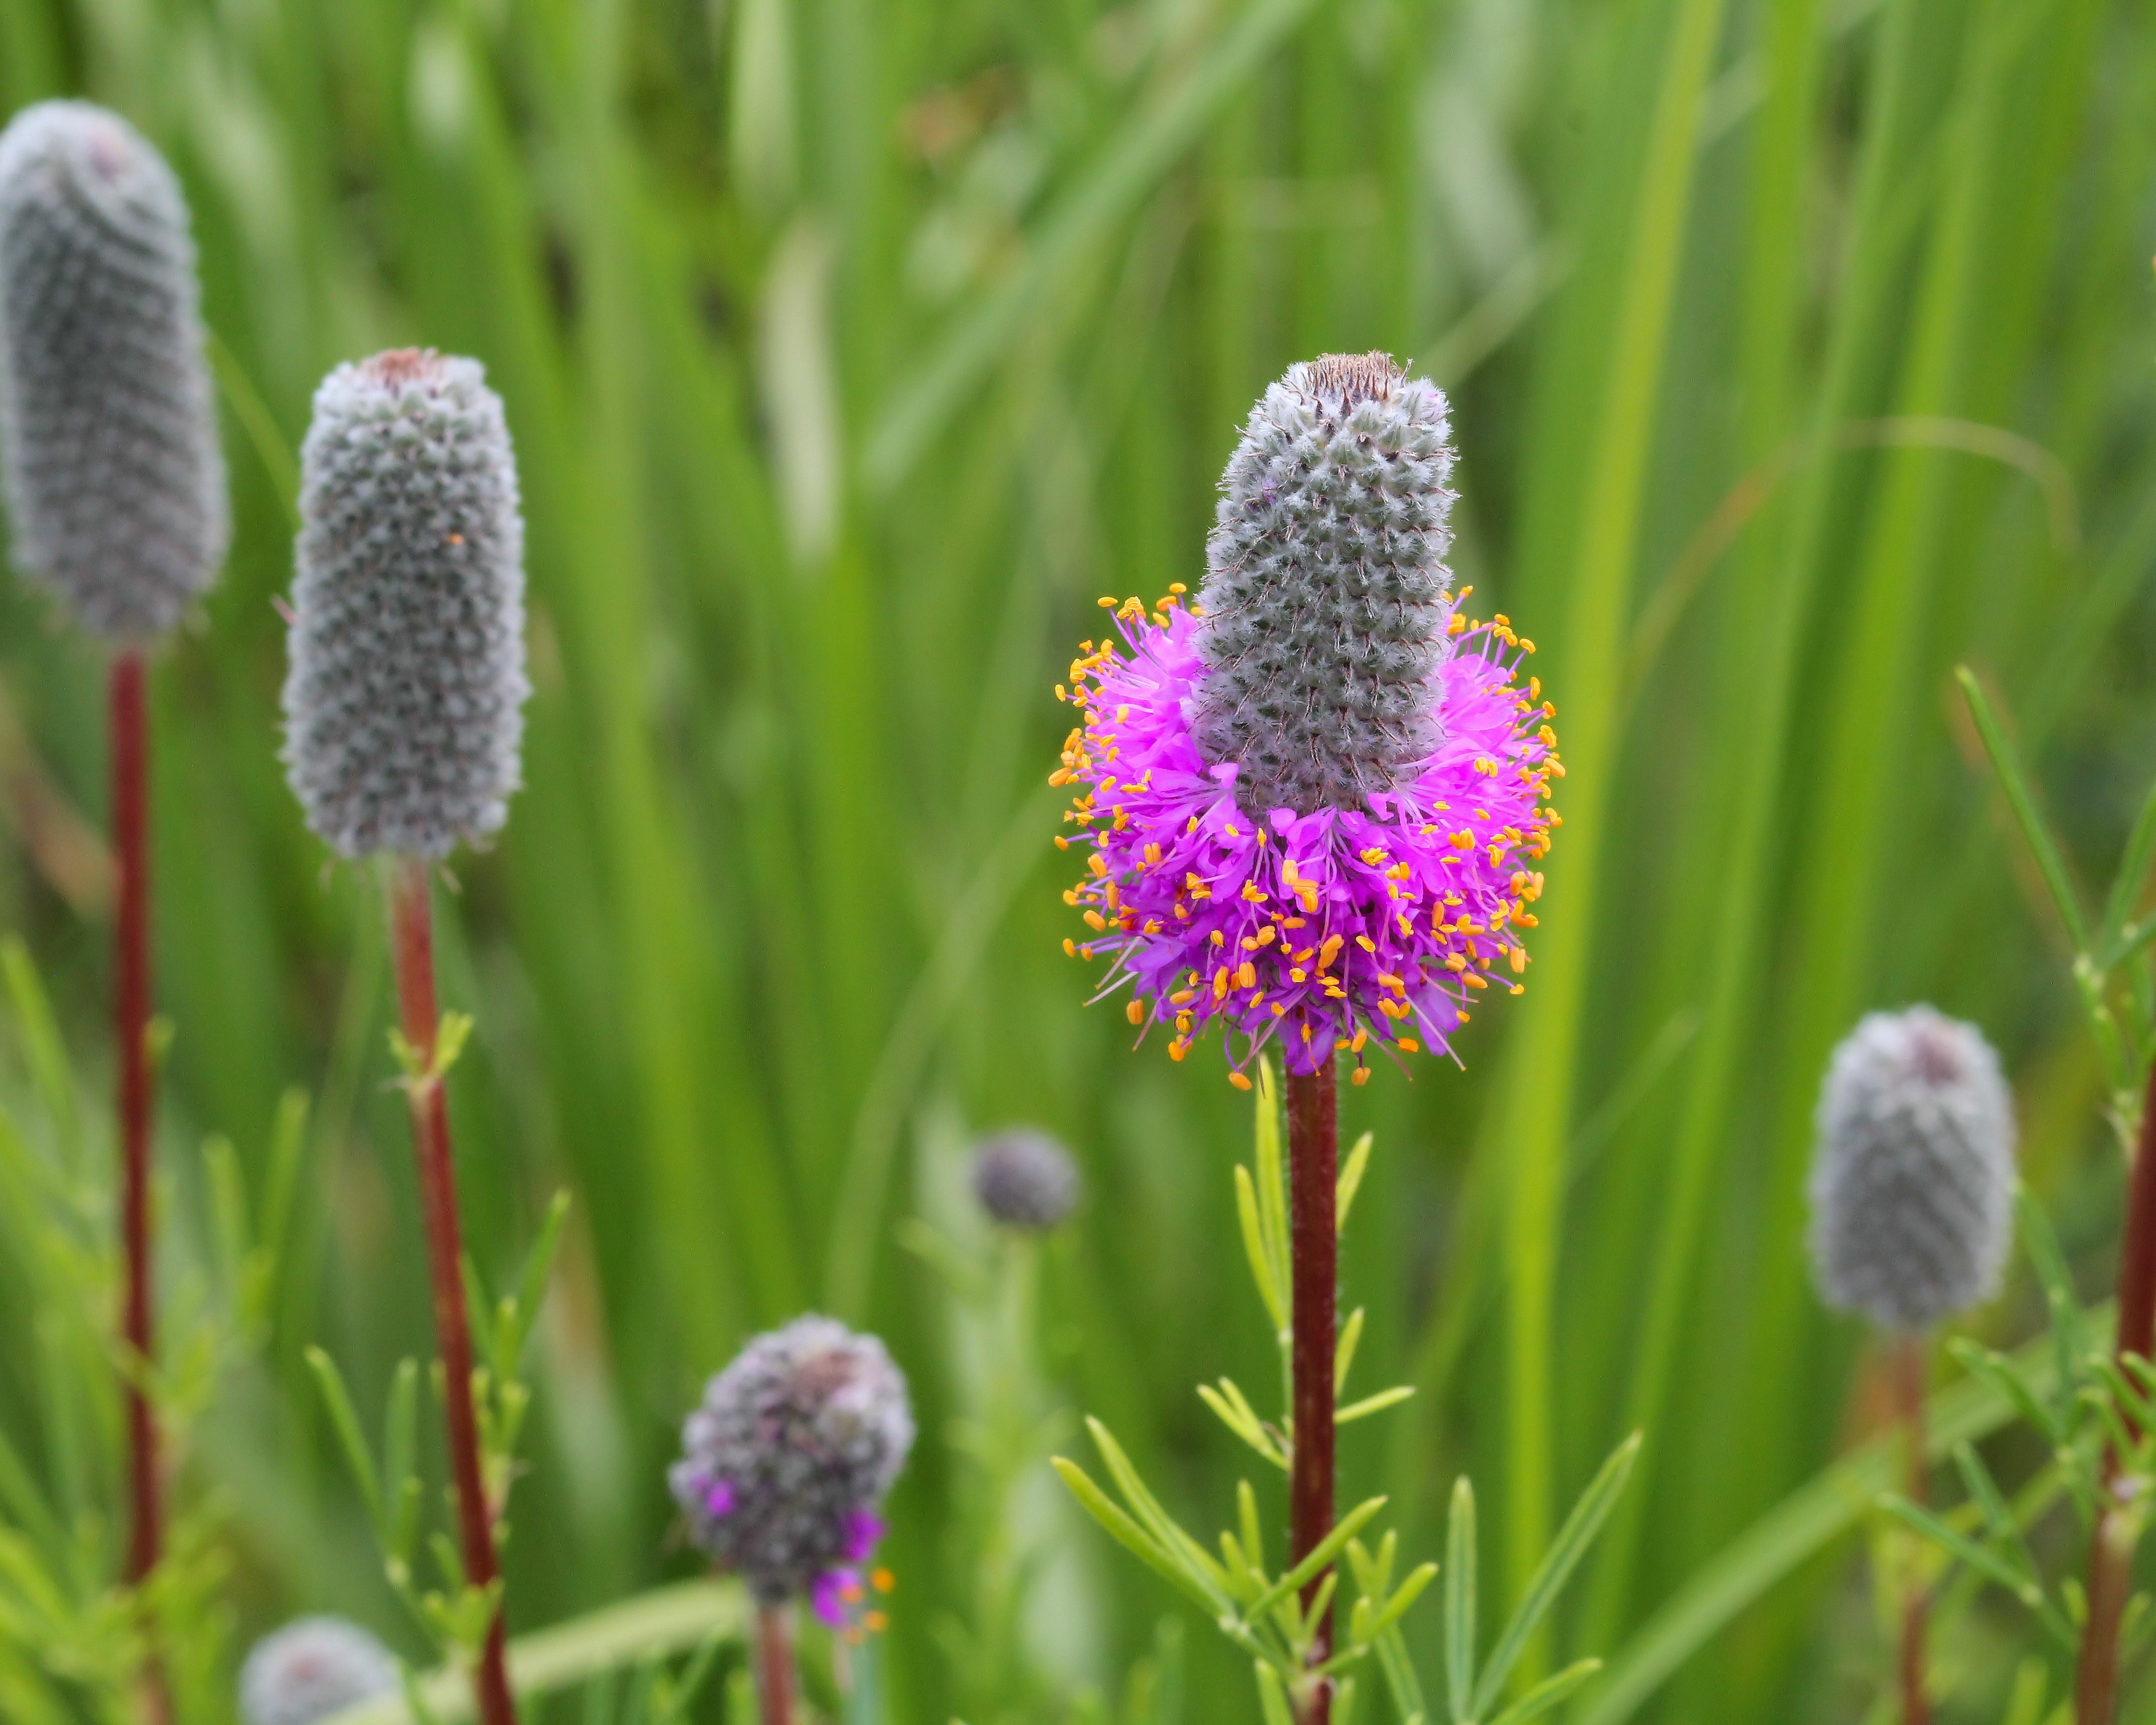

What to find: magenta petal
left=811, top=1568, right=857, bottom=1627
left=703, top=1479, right=735, bottom=1518
left=840, top=1510, right=884, bottom=1563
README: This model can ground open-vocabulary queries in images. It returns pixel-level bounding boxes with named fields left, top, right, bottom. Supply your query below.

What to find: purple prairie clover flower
left=1055, top=353, right=1558, bottom=1084
left=1056, top=595, right=1556, bottom=1084
left=669, top=1315, right=913, bottom=1608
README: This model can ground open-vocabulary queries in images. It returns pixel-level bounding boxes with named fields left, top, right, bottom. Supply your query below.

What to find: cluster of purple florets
left=1056, top=593, right=1557, bottom=1082
left=669, top=1316, right=913, bottom=1629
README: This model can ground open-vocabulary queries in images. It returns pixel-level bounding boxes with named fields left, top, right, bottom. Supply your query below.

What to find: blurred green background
left=2, top=0, right=2155, bottom=1718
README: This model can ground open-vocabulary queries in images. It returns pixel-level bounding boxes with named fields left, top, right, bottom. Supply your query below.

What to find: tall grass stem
left=388, top=859, right=517, bottom=1725
left=1288, top=1062, right=1338, bottom=1725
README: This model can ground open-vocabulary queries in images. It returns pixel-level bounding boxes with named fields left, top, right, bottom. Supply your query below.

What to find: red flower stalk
left=1288, top=1064, right=1339, bottom=1724
left=390, top=860, right=515, bottom=1725
left=2073, top=1052, right=2156, bottom=1724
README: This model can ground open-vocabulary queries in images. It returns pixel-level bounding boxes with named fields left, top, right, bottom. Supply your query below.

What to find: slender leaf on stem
left=2101, top=770, right=2156, bottom=958
left=1051, top=1458, right=1221, bottom=1618
left=1337, top=1387, right=1414, bottom=1425
left=1243, top=1497, right=1388, bottom=1623
left=1237, top=1166, right=1287, bottom=1334
left=1955, top=668, right=2089, bottom=951
left=1447, top=1477, right=1477, bottom=1723
left=1083, top=1417, right=1234, bottom=1599
left=1254, top=1661, right=1297, bottom=1725
left=1337, top=1307, right=1366, bottom=1398
left=1337, top=1132, right=1374, bottom=1234
left=1471, top=1434, right=1640, bottom=1718
left=306, top=1345, right=382, bottom=1530
left=1485, top=1659, right=1603, bottom=1725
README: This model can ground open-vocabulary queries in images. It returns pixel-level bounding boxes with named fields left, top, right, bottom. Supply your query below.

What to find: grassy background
left=1, top=0, right=2155, bottom=1718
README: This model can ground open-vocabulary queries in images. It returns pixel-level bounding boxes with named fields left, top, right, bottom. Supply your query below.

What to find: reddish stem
left=756, top=1605, right=796, bottom=1725
left=1892, top=1334, right=1928, bottom=1725
left=1288, top=1062, right=1338, bottom=1725
left=389, top=860, right=516, bottom=1725
left=2074, top=1051, right=2156, bottom=1723
left=111, top=654, right=166, bottom=1725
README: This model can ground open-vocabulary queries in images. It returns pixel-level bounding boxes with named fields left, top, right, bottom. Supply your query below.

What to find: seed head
left=280, top=349, right=529, bottom=860
left=1192, top=353, right=1455, bottom=819
left=238, top=1617, right=397, bottom=1725
left=669, top=1315, right=914, bottom=1608
left=1808, top=1006, right=2017, bottom=1333
left=971, top=1129, right=1081, bottom=1231
left=0, top=101, right=227, bottom=641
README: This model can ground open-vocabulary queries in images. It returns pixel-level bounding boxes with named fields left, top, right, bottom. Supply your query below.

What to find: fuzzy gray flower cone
left=1193, top=351, right=1455, bottom=819
left=972, top=1129, right=1082, bottom=1230
left=0, top=101, right=227, bottom=641
left=670, top=1315, right=914, bottom=1603
left=239, top=1617, right=397, bottom=1725
left=281, top=348, right=529, bottom=860
left=1808, top=1005, right=2017, bottom=1333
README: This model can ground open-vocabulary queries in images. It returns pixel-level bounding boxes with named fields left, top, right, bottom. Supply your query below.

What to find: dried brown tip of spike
left=1298, top=351, right=1404, bottom=408
left=361, top=347, right=443, bottom=386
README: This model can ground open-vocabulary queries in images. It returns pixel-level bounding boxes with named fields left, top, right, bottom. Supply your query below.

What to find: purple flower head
left=667, top=1315, right=913, bottom=1606
left=1055, top=355, right=1557, bottom=1081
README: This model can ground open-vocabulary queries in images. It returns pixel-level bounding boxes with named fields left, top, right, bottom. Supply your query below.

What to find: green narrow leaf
left=202, top=1134, right=251, bottom=1299
left=1374, top=1625, right=1429, bottom=1725
left=1237, top=1166, right=1287, bottom=1333
left=1336, top=1387, right=1414, bottom=1425
left=0, top=937, right=76, bottom=1165
left=1240, top=1480, right=1267, bottom=1585
left=503, top=1189, right=572, bottom=1372
left=1446, top=1477, right=1476, bottom=1723
left=1337, top=1132, right=1374, bottom=1234
left=1052, top=1457, right=1221, bottom=1618
left=261, top=1088, right=310, bottom=1266
left=1242, top=1497, right=1388, bottom=1623
left=1471, top=1434, right=1640, bottom=1717
left=1084, top=1417, right=1234, bottom=1599
left=1955, top=668, right=2090, bottom=950
left=1365, top=1562, right=1438, bottom=1641
left=1254, top=1661, right=1297, bottom=1725
left=2100, top=770, right=2156, bottom=957
left=306, top=1345, right=382, bottom=1531
left=1484, top=1658, right=1604, bottom=1725
left=1336, top=1308, right=1365, bottom=1399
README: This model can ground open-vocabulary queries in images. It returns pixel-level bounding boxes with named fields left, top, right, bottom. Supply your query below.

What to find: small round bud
left=971, top=1129, right=1081, bottom=1230
left=238, top=1617, right=397, bottom=1725
left=0, top=101, right=227, bottom=641
left=1808, top=1006, right=2017, bottom=1333
left=669, top=1315, right=913, bottom=1606
left=1193, top=352, right=1455, bottom=818
left=280, top=349, right=529, bottom=860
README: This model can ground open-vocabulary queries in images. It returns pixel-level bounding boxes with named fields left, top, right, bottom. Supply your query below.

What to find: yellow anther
left=1237, top=961, right=1257, bottom=989
left=1509, top=945, right=1527, bottom=974
left=1062, top=938, right=1077, bottom=957
left=1229, top=1071, right=1253, bottom=1091
left=1214, top=968, right=1231, bottom=1001
left=1398, top=1038, right=1420, bottom=1054
left=1356, top=935, right=1377, bottom=954
left=1351, top=1066, right=1371, bottom=1086
left=1350, top=1029, right=1367, bottom=1053
left=1169, top=988, right=1197, bottom=1005
left=1083, top=910, right=1106, bottom=931
left=1450, top=830, right=1474, bottom=850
